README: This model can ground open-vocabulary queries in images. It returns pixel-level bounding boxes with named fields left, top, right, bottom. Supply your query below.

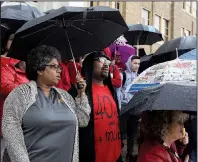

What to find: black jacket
left=79, top=53, right=122, bottom=162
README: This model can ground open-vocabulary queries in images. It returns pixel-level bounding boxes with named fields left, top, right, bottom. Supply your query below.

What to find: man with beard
left=80, top=51, right=122, bottom=162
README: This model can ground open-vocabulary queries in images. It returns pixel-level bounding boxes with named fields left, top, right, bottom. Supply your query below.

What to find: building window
left=186, top=2, right=191, bottom=13
left=162, top=18, right=169, bottom=41
left=181, top=27, right=191, bottom=36
left=90, top=1, right=93, bottom=7
left=186, top=29, right=191, bottom=36
left=142, top=9, right=150, bottom=25
left=192, top=2, right=197, bottom=17
left=183, top=2, right=196, bottom=17
left=106, top=2, right=110, bottom=6
left=154, top=14, right=161, bottom=31
left=115, top=2, right=120, bottom=10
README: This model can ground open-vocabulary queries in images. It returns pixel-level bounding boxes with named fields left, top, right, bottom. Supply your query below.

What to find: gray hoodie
left=120, top=56, right=138, bottom=105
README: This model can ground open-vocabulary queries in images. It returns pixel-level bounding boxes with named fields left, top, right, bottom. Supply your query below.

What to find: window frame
left=141, top=8, right=150, bottom=25
left=115, top=2, right=120, bottom=10
left=154, top=14, right=161, bottom=31
left=90, top=1, right=94, bottom=7
left=162, top=18, right=169, bottom=42
left=181, top=27, right=191, bottom=36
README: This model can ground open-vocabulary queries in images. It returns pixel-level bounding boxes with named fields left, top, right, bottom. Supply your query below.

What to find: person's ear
left=37, top=70, right=43, bottom=76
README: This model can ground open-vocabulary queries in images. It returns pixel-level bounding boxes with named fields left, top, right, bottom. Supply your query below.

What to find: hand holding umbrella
left=76, top=74, right=86, bottom=97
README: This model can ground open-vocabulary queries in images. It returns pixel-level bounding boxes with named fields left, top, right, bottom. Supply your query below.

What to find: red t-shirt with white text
left=92, top=83, right=121, bottom=162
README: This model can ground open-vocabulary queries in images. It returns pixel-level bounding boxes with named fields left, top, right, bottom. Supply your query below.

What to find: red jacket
left=116, top=62, right=125, bottom=71
left=137, top=140, right=186, bottom=162
left=56, top=62, right=71, bottom=91
left=110, top=65, right=122, bottom=88
left=1, top=57, right=29, bottom=136
left=66, top=61, right=82, bottom=85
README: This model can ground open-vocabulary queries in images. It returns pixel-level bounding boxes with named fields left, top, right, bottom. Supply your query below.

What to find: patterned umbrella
left=125, top=59, right=196, bottom=94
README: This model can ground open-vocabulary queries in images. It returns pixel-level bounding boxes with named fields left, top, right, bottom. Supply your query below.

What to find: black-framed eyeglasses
left=94, top=57, right=111, bottom=66
left=44, top=64, right=63, bottom=72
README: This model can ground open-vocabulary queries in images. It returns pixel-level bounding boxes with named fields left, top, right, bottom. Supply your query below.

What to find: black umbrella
left=138, top=54, right=153, bottom=73
left=151, top=36, right=196, bottom=64
left=124, top=24, right=163, bottom=46
left=44, top=9, right=56, bottom=15
left=1, top=8, right=44, bottom=54
left=7, top=6, right=128, bottom=62
left=154, top=36, right=196, bottom=55
left=120, top=81, right=196, bottom=118
left=1, top=2, right=44, bottom=17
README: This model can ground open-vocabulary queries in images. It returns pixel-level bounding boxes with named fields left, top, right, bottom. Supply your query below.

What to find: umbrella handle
left=176, top=48, right=179, bottom=59
left=76, top=71, right=84, bottom=90
left=136, top=35, right=139, bottom=56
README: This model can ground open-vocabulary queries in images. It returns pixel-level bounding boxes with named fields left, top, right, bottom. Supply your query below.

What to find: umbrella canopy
left=179, top=49, right=196, bottom=60
left=1, top=1, right=44, bottom=17
left=1, top=8, right=43, bottom=32
left=139, top=53, right=153, bottom=73
left=7, top=6, right=128, bottom=61
left=124, top=24, right=163, bottom=45
left=125, top=59, right=196, bottom=96
left=44, top=9, right=56, bottom=15
left=113, top=35, right=128, bottom=46
left=132, top=59, right=196, bottom=84
left=1, top=8, right=42, bottom=53
left=1, top=8, right=44, bottom=54
left=109, top=44, right=136, bottom=64
left=120, top=81, right=196, bottom=118
left=154, top=36, right=196, bottom=56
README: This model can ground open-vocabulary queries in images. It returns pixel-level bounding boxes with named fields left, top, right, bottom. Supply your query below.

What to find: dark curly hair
left=141, top=110, right=189, bottom=140
left=26, top=45, right=61, bottom=81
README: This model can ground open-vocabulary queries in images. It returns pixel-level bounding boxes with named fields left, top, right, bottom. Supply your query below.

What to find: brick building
left=34, top=1, right=196, bottom=54
left=89, top=1, right=197, bottom=54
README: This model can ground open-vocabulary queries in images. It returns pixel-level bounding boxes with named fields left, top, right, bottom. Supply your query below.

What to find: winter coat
left=1, top=56, right=29, bottom=136
left=137, top=139, right=186, bottom=162
left=56, top=62, right=71, bottom=91
left=2, top=81, right=91, bottom=162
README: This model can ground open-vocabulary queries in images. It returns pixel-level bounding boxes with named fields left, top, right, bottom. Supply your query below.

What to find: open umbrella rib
left=20, top=22, right=60, bottom=39
left=66, top=17, right=128, bottom=31
left=1, top=24, right=9, bottom=29
left=70, top=23, right=105, bottom=47
left=35, top=26, right=61, bottom=48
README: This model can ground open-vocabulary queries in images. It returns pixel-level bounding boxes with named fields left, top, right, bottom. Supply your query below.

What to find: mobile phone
left=77, top=83, right=84, bottom=89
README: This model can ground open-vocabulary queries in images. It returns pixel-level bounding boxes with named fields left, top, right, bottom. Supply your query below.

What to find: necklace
left=162, top=141, right=180, bottom=162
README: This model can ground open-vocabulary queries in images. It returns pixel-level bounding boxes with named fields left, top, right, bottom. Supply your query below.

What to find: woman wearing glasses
left=2, top=45, right=91, bottom=162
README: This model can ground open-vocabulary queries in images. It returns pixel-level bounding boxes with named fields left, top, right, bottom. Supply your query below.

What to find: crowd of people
left=1, top=31, right=197, bottom=162
left=1, top=3, right=197, bottom=162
